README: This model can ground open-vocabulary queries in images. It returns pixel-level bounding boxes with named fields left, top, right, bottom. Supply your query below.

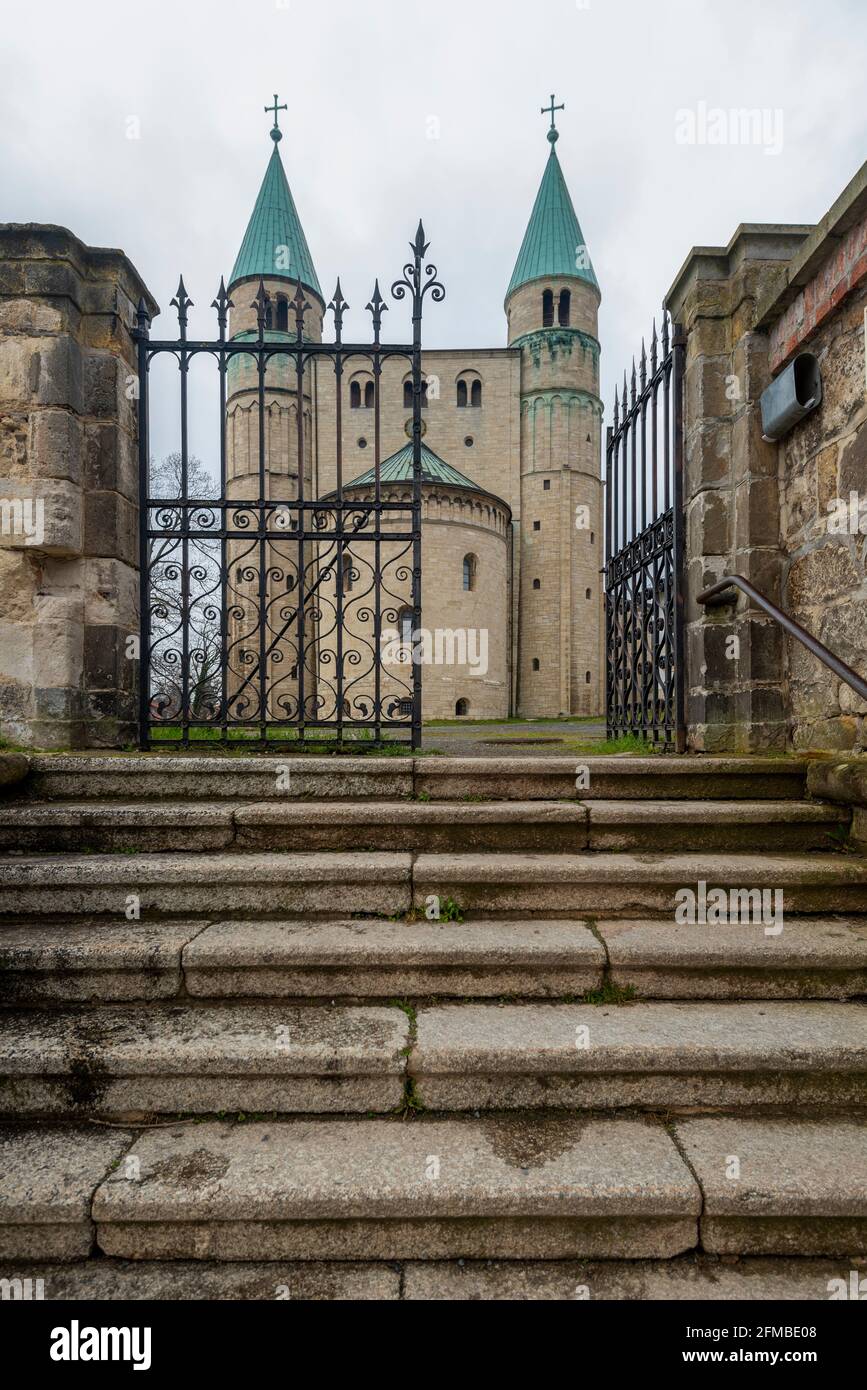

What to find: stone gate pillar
left=665, top=226, right=812, bottom=752
left=0, top=224, right=157, bottom=748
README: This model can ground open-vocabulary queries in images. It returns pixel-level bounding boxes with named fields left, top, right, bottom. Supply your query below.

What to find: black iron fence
left=604, top=313, right=686, bottom=749
left=133, top=223, right=444, bottom=750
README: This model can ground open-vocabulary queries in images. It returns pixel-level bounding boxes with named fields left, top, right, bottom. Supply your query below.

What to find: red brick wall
left=769, top=210, right=867, bottom=371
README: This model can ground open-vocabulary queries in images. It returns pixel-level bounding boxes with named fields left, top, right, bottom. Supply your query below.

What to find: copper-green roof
left=507, top=142, right=598, bottom=298
left=230, top=144, right=322, bottom=298
left=346, top=442, right=479, bottom=490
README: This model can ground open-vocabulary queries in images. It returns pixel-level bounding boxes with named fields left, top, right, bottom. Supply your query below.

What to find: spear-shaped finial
left=170, top=276, right=193, bottom=337
left=366, top=278, right=387, bottom=341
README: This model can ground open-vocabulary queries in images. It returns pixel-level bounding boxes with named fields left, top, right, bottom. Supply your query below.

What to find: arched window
left=558, top=289, right=571, bottom=327
left=470, top=379, right=482, bottom=408
left=457, top=379, right=468, bottom=408
left=455, top=698, right=469, bottom=717
left=585, top=671, right=592, bottom=684
left=532, top=659, right=540, bottom=672
left=462, top=554, right=477, bottom=592
left=404, top=379, right=429, bottom=410
left=364, top=381, right=375, bottom=409
left=341, top=553, right=354, bottom=594
left=586, top=588, right=592, bottom=600
left=398, top=607, right=414, bottom=645
left=533, top=578, right=541, bottom=591
left=264, top=299, right=274, bottom=330
left=350, top=381, right=362, bottom=409
left=276, top=296, right=289, bottom=332
left=542, top=289, right=554, bottom=327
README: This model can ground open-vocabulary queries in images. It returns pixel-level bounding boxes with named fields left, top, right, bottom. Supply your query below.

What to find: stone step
left=3, top=1116, right=862, bottom=1264
left=90, top=1115, right=700, bottom=1262
left=0, top=852, right=412, bottom=918
left=402, top=1256, right=867, bottom=1301
left=0, top=919, right=606, bottom=1004
left=414, top=756, right=809, bottom=802
left=0, top=801, right=589, bottom=854
left=0, top=798, right=847, bottom=854
left=12, top=1255, right=860, bottom=1301
left=16, top=754, right=809, bottom=803
left=0, top=1125, right=132, bottom=1262
left=602, top=918, right=867, bottom=999
left=4, top=916, right=866, bottom=1004
left=0, top=1004, right=409, bottom=1117
left=585, top=800, right=848, bottom=852
left=182, top=919, right=606, bottom=1000
left=0, top=921, right=201, bottom=1003
left=413, top=851, right=867, bottom=917
left=3, top=850, right=864, bottom=920
left=5, top=998, right=865, bottom=1119
left=410, top=1000, right=867, bottom=1110
left=18, top=756, right=414, bottom=803
left=675, top=1116, right=867, bottom=1256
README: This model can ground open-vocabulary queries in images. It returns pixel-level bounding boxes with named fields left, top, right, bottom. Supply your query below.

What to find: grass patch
left=564, top=734, right=670, bottom=756
left=582, top=980, right=638, bottom=1006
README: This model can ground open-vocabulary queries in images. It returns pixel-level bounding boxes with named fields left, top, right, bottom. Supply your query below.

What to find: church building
left=224, top=102, right=604, bottom=721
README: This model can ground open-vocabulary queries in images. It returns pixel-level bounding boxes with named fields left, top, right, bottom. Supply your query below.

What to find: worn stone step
left=183, top=919, right=605, bottom=999
left=13, top=1255, right=860, bottom=1301
left=15, top=754, right=809, bottom=804
left=233, top=801, right=589, bottom=852
left=0, top=801, right=590, bottom=854
left=414, top=756, right=808, bottom=802
left=0, top=919, right=604, bottom=1004
left=675, top=1116, right=867, bottom=1256
left=89, top=1116, right=699, bottom=1262
left=18, top=756, right=413, bottom=803
left=0, top=852, right=412, bottom=918
left=0, top=804, right=237, bottom=853
left=586, top=800, right=848, bottom=852
left=0, top=1004, right=409, bottom=1117
left=602, top=918, right=867, bottom=999
left=403, top=1256, right=867, bottom=1301
left=0, top=921, right=202, bottom=1004
left=413, top=851, right=867, bottom=917
left=6, top=916, right=865, bottom=1004
left=1, top=797, right=845, bottom=855
left=2, top=1260, right=399, bottom=1299
left=410, top=1001, right=867, bottom=1110
left=0, top=1125, right=132, bottom=1262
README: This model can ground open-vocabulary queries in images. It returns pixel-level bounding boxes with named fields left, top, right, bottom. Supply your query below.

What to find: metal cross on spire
left=541, top=93, right=565, bottom=145
left=266, top=94, right=288, bottom=143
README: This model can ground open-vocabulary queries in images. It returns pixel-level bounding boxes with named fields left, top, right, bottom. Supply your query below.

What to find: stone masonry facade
left=666, top=160, right=867, bottom=754
left=0, top=226, right=157, bottom=749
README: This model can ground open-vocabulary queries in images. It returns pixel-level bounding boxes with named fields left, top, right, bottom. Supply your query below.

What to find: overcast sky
left=2, top=0, right=865, bottom=463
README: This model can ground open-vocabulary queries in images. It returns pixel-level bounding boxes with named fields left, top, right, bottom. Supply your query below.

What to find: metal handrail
left=697, top=575, right=867, bottom=702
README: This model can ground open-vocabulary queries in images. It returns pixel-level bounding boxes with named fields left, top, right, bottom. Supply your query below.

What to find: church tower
left=506, top=100, right=603, bottom=717
left=226, top=100, right=325, bottom=505
left=224, top=101, right=325, bottom=721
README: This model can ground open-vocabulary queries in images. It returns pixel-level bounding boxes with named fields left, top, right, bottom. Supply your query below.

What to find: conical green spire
left=507, top=140, right=598, bottom=298
left=230, top=142, right=322, bottom=299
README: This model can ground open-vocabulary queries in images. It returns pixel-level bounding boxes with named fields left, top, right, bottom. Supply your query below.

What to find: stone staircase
left=1, top=752, right=866, bottom=1300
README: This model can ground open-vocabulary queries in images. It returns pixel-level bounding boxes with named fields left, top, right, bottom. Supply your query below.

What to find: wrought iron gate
left=133, top=223, right=444, bottom=750
left=604, top=312, right=686, bottom=749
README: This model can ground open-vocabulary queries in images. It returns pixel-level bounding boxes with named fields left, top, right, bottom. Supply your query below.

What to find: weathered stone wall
left=0, top=225, right=156, bottom=748
left=757, top=172, right=867, bottom=752
left=666, top=160, right=867, bottom=753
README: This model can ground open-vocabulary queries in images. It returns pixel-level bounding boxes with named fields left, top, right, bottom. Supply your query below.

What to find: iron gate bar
left=604, top=312, right=685, bottom=750
left=133, top=223, right=443, bottom=751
